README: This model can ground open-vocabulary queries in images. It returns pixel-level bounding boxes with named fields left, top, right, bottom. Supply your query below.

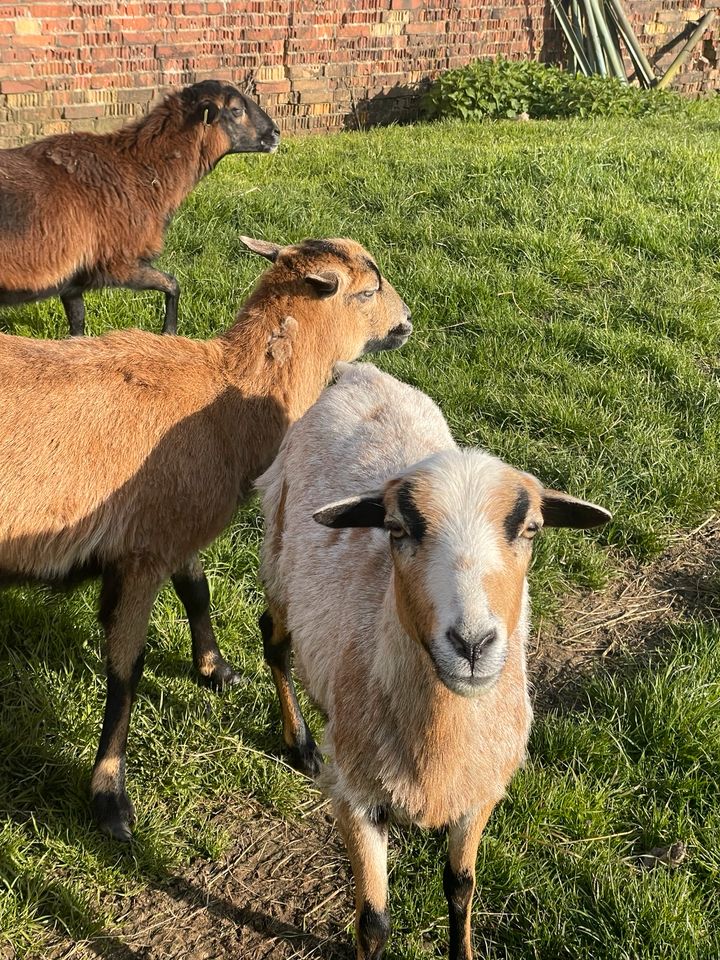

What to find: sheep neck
left=220, top=297, right=341, bottom=425
left=351, top=584, right=532, bottom=827
left=111, top=116, right=221, bottom=220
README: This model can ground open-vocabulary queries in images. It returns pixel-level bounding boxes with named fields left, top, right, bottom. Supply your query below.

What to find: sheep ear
left=541, top=490, right=612, bottom=529
left=313, top=492, right=386, bottom=529
left=197, top=100, right=220, bottom=125
left=305, top=272, right=339, bottom=298
left=240, top=236, right=282, bottom=262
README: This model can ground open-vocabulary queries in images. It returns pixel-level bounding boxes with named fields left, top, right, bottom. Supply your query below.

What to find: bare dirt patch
left=530, top=515, right=720, bottom=709
left=38, top=517, right=720, bottom=960
left=42, top=794, right=354, bottom=960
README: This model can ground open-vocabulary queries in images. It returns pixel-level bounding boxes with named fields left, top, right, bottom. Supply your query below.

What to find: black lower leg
left=124, top=262, right=180, bottom=335
left=61, top=292, right=85, bottom=336
left=162, top=286, right=179, bottom=335
left=443, top=861, right=474, bottom=960
left=91, top=651, right=145, bottom=842
left=172, top=562, right=240, bottom=690
left=91, top=566, right=157, bottom=842
left=358, top=902, right=390, bottom=960
left=260, top=610, right=321, bottom=776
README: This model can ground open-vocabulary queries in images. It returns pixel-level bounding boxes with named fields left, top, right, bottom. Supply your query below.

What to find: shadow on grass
left=164, top=872, right=351, bottom=959
left=2, top=520, right=718, bottom=957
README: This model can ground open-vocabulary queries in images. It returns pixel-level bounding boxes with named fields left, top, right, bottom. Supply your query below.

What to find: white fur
left=257, top=362, right=534, bottom=826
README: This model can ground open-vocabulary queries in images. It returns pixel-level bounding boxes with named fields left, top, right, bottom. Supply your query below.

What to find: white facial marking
left=412, top=452, right=520, bottom=697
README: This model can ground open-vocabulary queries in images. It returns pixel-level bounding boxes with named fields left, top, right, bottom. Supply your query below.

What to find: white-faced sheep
left=257, top=362, right=611, bottom=960
left=0, top=238, right=411, bottom=841
left=0, top=80, right=280, bottom=336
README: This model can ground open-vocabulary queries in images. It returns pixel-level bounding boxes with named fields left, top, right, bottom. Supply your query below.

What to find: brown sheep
left=0, top=80, right=280, bottom=336
left=0, top=236, right=412, bottom=841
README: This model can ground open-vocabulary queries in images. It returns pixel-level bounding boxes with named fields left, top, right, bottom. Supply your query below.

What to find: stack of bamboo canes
left=550, top=0, right=716, bottom=89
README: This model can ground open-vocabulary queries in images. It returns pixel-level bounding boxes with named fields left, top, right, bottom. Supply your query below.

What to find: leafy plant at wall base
left=421, top=58, right=683, bottom=122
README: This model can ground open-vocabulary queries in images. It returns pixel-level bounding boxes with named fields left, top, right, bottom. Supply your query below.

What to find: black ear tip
left=313, top=508, right=335, bottom=527
left=578, top=503, right=613, bottom=527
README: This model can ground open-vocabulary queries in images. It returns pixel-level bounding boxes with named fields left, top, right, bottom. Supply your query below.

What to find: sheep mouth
left=258, top=133, right=281, bottom=153
left=438, top=668, right=502, bottom=697
left=429, top=646, right=507, bottom=697
left=363, top=325, right=413, bottom=355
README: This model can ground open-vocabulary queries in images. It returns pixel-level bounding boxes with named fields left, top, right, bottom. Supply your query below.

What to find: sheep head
left=314, top=450, right=611, bottom=698
left=180, top=80, right=280, bottom=156
left=240, top=236, right=413, bottom=361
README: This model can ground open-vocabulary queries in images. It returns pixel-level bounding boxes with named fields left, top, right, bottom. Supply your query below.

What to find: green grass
left=387, top=620, right=720, bottom=960
left=1, top=106, right=720, bottom=957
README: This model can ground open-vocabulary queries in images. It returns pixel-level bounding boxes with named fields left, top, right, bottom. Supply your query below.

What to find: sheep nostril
left=475, top=628, right=497, bottom=652
left=446, top=627, right=497, bottom=668
left=446, top=626, right=465, bottom=654
left=392, top=320, right=412, bottom=338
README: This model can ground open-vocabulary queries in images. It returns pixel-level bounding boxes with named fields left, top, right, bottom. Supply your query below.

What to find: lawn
left=1, top=106, right=719, bottom=959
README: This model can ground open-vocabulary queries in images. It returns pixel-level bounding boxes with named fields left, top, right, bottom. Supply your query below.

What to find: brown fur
left=330, top=624, right=529, bottom=829
left=0, top=236, right=410, bottom=838
left=482, top=471, right=543, bottom=639
left=0, top=80, right=279, bottom=334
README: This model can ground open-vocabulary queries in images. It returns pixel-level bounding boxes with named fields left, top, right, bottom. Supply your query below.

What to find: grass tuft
left=1, top=106, right=719, bottom=956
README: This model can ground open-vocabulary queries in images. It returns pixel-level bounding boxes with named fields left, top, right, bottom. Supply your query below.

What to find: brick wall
left=0, top=0, right=717, bottom=147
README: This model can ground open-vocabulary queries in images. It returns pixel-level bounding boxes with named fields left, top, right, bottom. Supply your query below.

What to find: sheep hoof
left=288, top=742, right=323, bottom=778
left=93, top=791, right=136, bottom=842
left=200, top=661, right=243, bottom=692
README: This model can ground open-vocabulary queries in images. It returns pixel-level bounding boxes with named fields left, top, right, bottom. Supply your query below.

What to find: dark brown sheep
left=0, top=235, right=412, bottom=841
left=0, top=80, right=280, bottom=336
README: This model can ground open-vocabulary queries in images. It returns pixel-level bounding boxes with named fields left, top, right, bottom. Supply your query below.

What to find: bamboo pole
left=550, top=0, right=594, bottom=75
left=571, top=0, right=583, bottom=72
left=605, top=0, right=655, bottom=86
left=579, top=0, right=608, bottom=75
left=588, top=0, right=629, bottom=81
left=582, top=6, right=599, bottom=72
left=656, top=9, right=716, bottom=89
left=605, top=4, right=624, bottom=70
left=607, top=6, right=652, bottom=85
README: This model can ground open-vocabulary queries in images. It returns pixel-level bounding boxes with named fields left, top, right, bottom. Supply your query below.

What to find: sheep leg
left=335, top=800, right=390, bottom=960
left=61, top=293, right=86, bottom=337
left=91, top=565, right=160, bottom=842
left=444, top=803, right=494, bottom=960
left=259, top=609, right=322, bottom=776
left=171, top=556, right=241, bottom=690
left=124, top=263, right=180, bottom=335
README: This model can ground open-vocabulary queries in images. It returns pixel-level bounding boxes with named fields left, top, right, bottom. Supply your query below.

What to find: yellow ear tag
left=203, top=107, right=209, bottom=125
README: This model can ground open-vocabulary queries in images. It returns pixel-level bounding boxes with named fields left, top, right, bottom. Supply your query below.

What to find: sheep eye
left=523, top=522, right=541, bottom=540
left=231, top=107, right=244, bottom=118
left=359, top=289, right=377, bottom=301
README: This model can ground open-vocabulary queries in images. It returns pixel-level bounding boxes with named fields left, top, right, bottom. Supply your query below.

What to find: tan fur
left=336, top=799, right=389, bottom=912
left=0, top=238, right=409, bottom=834
left=330, top=623, right=529, bottom=829
left=446, top=804, right=495, bottom=958
left=482, top=471, right=543, bottom=639
left=393, top=562, right=437, bottom=651
left=257, top=363, right=610, bottom=959
left=91, top=756, right=122, bottom=794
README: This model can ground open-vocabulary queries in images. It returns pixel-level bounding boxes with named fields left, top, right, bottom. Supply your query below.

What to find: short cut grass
left=1, top=103, right=720, bottom=957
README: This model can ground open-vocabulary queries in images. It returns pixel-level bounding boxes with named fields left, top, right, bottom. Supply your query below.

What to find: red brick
left=0, top=78, right=46, bottom=93
left=2, top=0, right=718, bottom=141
